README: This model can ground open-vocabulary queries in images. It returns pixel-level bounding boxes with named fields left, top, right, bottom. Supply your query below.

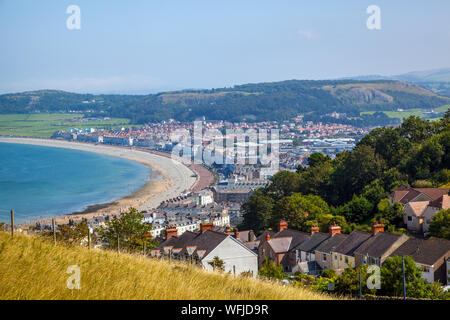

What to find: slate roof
left=238, top=230, right=256, bottom=242
left=315, top=233, right=349, bottom=253
left=407, top=201, right=430, bottom=217
left=256, top=230, right=276, bottom=242
left=295, top=232, right=330, bottom=252
left=333, top=230, right=372, bottom=256
left=273, top=229, right=310, bottom=250
left=390, top=186, right=450, bottom=205
left=268, top=237, right=293, bottom=253
left=243, top=240, right=260, bottom=251
left=390, top=237, right=450, bottom=266
left=156, top=231, right=197, bottom=250
left=185, top=230, right=229, bottom=257
left=354, top=232, right=406, bottom=258
left=428, top=194, right=450, bottom=209
left=415, top=188, right=450, bottom=201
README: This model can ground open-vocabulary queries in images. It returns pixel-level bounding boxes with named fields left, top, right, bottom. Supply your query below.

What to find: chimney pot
left=329, top=224, right=341, bottom=236
left=310, top=225, right=320, bottom=234
left=266, top=233, right=271, bottom=241
left=165, top=225, right=178, bottom=239
left=371, top=220, right=384, bottom=235
left=235, top=228, right=239, bottom=239
left=277, top=220, right=288, bottom=232
left=200, top=222, right=214, bottom=233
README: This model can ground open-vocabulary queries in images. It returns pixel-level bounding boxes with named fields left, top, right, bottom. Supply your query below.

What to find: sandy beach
left=0, top=137, right=197, bottom=225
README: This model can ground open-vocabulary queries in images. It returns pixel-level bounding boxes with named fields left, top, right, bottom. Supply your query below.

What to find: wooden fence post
left=10, top=209, right=14, bottom=238
left=52, top=218, right=56, bottom=245
left=87, top=227, right=91, bottom=250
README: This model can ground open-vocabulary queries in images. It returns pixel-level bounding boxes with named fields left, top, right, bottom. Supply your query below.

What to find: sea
left=0, top=142, right=151, bottom=224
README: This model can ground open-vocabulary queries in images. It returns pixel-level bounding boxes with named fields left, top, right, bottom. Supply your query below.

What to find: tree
left=55, top=218, right=93, bottom=246
left=334, top=195, right=373, bottom=224
left=400, top=116, right=433, bottom=143
left=428, top=209, right=450, bottom=240
left=380, top=255, right=430, bottom=298
left=274, top=193, right=329, bottom=231
left=258, top=258, right=285, bottom=280
left=331, top=145, right=386, bottom=204
left=335, top=265, right=375, bottom=296
left=307, top=153, right=331, bottom=168
left=208, top=256, right=225, bottom=272
left=97, top=207, right=153, bottom=252
left=241, top=189, right=275, bottom=233
left=266, top=171, right=299, bottom=200
left=376, top=198, right=404, bottom=228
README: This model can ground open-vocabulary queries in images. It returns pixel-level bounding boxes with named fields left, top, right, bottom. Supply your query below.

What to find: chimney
left=265, top=233, right=271, bottom=241
left=225, top=226, right=232, bottom=235
left=329, top=224, right=341, bottom=236
left=200, top=222, right=214, bottom=233
left=310, top=225, right=320, bottom=234
left=235, top=228, right=239, bottom=239
left=371, top=220, right=384, bottom=235
left=166, top=225, right=178, bottom=239
left=277, top=220, right=288, bottom=232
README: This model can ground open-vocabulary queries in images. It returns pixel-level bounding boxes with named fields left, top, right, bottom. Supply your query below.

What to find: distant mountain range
left=340, top=68, right=450, bottom=97
left=340, top=68, right=450, bottom=83
left=0, top=79, right=449, bottom=126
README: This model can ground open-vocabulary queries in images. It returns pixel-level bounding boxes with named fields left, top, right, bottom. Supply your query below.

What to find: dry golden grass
left=0, top=232, right=335, bottom=300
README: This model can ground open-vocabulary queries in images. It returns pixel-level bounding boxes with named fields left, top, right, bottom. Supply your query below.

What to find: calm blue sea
left=0, top=142, right=151, bottom=224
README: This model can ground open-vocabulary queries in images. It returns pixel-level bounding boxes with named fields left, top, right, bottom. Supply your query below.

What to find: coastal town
left=3, top=112, right=448, bottom=298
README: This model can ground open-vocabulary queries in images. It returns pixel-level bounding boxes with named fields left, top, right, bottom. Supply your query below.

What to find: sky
left=0, top=0, right=449, bottom=94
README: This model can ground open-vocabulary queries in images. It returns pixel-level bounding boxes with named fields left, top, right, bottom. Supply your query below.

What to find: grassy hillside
left=0, top=232, right=333, bottom=300
left=1, top=80, right=449, bottom=124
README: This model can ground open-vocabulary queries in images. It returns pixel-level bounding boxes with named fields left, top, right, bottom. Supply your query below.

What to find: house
left=423, top=195, right=449, bottom=233
left=153, top=223, right=258, bottom=277
left=314, top=233, right=349, bottom=270
left=353, top=221, right=409, bottom=267
left=296, top=227, right=330, bottom=263
left=257, top=220, right=310, bottom=271
left=389, top=185, right=449, bottom=205
left=447, top=258, right=450, bottom=286
left=331, top=230, right=372, bottom=270
left=403, top=201, right=430, bottom=231
left=402, top=194, right=449, bottom=233
left=390, top=237, right=450, bottom=284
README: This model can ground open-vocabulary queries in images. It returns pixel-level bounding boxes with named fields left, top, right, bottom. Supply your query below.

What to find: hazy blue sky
left=1, top=0, right=449, bottom=94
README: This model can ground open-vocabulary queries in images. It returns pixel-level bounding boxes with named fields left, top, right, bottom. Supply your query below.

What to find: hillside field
left=360, top=104, right=449, bottom=120
left=0, top=232, right=334, bottom=300
left=0, top=114, right=130, bottom=137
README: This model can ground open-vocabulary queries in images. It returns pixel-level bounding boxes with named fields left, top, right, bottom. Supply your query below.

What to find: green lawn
left=361, top=105, right=449, bottom=120
left=0, top=114, right=131, bottom=138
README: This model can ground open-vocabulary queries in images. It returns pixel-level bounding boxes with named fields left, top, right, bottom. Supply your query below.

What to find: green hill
left=0, top=232, right=333, bottom=300
left=0, top=80, right=448, bottom=125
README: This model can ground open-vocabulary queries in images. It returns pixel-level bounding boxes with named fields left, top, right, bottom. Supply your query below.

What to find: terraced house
left=152, top=223, right=258, bottom=276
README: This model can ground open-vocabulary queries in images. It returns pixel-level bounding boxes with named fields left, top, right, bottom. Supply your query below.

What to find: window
left=421, top=265, right=430, bottom=273
left=334, top=255, right=337, bottom=261
left=323, top=253, right=327, bottom=262
left=407, top=216, right=413, bottom=221
left=345, top=257, right=348, bottom=264
left=340, top=256, right=342, bottom=261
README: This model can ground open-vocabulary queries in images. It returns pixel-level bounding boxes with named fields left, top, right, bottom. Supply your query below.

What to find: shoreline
left=0, top=137, right=198, bottom=226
